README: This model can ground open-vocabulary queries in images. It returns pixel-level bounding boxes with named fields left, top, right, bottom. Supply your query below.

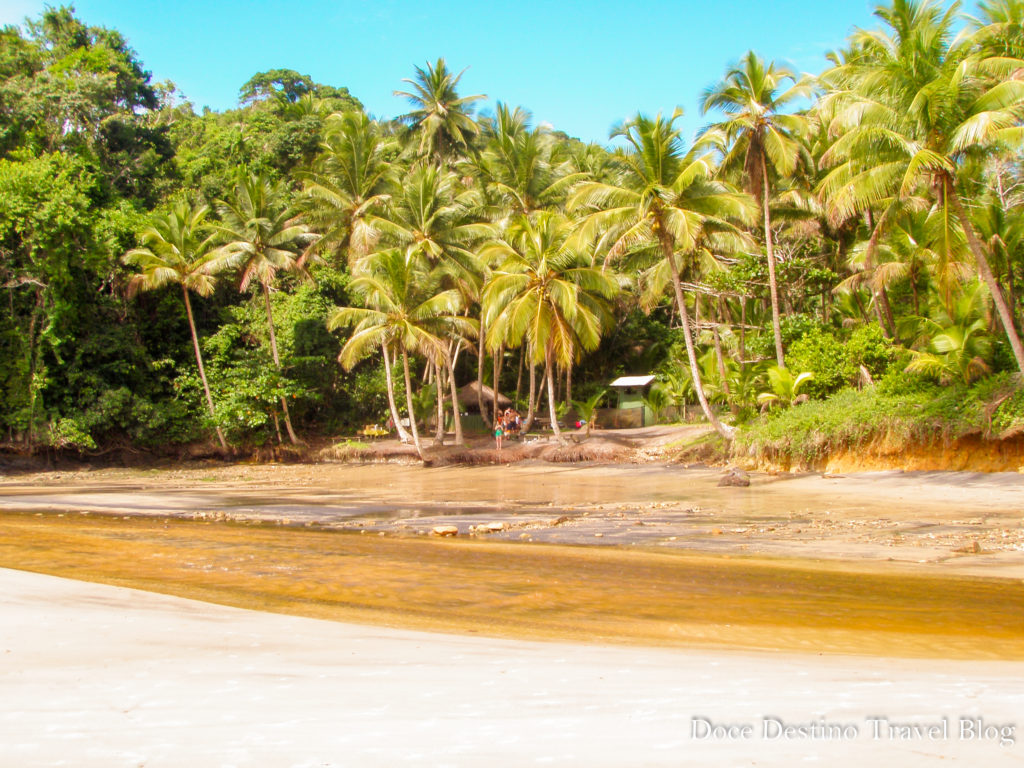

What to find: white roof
left=609, top=375, right=656, bottom=388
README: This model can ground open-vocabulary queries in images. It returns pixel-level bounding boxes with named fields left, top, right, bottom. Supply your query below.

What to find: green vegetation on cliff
left=1, top=2, right=1024, bottom=461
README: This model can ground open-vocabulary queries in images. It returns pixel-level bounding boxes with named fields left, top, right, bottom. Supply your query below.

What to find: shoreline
left=3, top=460, right=1024, bottom=578
left=7, top=421, right=1024, bottom=475
left=6, top=510, right=1024, bottom=660
left=3, top=461, right=1024, bottom=660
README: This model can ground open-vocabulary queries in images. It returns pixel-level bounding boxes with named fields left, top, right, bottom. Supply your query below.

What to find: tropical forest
left=3, top=0, right=1024, bottom=469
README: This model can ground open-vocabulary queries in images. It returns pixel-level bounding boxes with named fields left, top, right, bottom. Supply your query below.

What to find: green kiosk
left=608, top=375, right=655, bottom=427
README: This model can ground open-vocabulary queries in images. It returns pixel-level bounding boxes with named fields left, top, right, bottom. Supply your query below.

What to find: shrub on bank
left=737, top=372, right=1024, bottom=467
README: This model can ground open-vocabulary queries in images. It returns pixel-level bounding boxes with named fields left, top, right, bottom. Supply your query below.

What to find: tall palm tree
left=299, top=111, right=394, bottom=265
left=481, top=212, right=618, bottom=438
left=328, top=250, right=475, bottom=458
left=368, top=164, right=485, bottom=281
left=394, top=58, right=485, bottom=165
left=817, top=0, right=1024, bottom=374
left=702, top=51, right=814, bottom=367
left=473, top=103, right=586, bottom=217
left=210, top=172, right=315, bottom=444
left=364, top=164, right=489, bottom=442
left=123, top=201, right=228, bottom=451
left=973, top=190, right=1024, bottom=327
left=570, top=111, right=754, bottom=440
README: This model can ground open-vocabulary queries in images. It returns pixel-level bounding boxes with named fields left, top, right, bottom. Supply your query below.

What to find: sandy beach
left=2, top=567, right=1023, bottom=767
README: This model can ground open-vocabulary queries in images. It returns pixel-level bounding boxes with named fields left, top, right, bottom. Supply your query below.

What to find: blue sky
left=0, top=1, right=966, bottom=144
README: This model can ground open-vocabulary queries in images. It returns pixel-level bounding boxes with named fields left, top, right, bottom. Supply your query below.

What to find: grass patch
left=665, top=431, right=730, bottom=465
left=736, top=373, right=1024, bottom=467
left=318, top=439, right=374, bottom=461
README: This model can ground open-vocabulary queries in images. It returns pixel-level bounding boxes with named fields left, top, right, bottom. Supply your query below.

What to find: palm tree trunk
left=739, top=298, right=747, bottom=362
left=515, top=347, right=524, bottom=405
left=183, top=288, right=228, bottom=451
left=565, top=364, right=572, bottom=409
left=523, top=353, right=537, bottom=433
left=271, top=410, right=283, bottom=444
left=712, top=323, right=734, bottom=414
left=879, top=285, right=896, bottom=336
left=948, top=185, right=1024, bottom=375
left=852, top=290, right=870, bottom=325
left=863, top=211, right=894, bottom=338
left=544, top=346, right=561, bottom=440
left=762, top=161, right=785, bottom=368
left=442, top=347, right=464, bottom=445
left=491, top=344, right=503, bottom=425
left=476, top=316, right=487, bottom=418
left=401, top=346, right=423, bottom=459
left=262, top=283, right=299, bottom=445
left=664, top=238, right=734, bottom=440
left=382, top=344, right=411, bottom=442
left=1007, top=263, right=1017, bottom=335
left=25, top=292, right=42, bottom=449
left=911, top=271, right=920, bottom=318
left=434, top=358, right=445, bottom=445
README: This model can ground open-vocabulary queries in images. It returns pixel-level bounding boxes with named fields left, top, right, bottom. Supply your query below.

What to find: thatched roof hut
left=457, top=382, right=512, bottom=413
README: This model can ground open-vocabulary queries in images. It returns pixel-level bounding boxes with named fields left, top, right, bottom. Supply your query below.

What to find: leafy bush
left=787, top=328, right=845, bottom=397
left=746, top=313, right=828, bottom=361
left=46, top=416, right=97, bottom=451
left=843, top=324, right=896, bottom=381
left=992, top=380, right=1024, bottom=434
left=738, top=373, right=1019, bottom=467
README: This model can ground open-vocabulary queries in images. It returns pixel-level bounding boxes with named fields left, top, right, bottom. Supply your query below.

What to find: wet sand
left=2, top=567, right=1022, bottom=768
left=3, top=461, right=1024, bottom=577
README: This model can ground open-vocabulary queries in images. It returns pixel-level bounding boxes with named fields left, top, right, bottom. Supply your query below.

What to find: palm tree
left=123, top=201, right=228, bottom=451
left=210, top=172, right=315, bottom=444
left=368, top=164, right=485, bottom=281
left=903, top=283, right=995, bottom=384
left=571, top=389, right=607, bottom=436
left=842, top=207, right=972, bottom=321
left=299, top=111, right=394, bottom=265
left=756, top=366, right=815, bottom=408
left=570, top=111, right=754, bottom=440
left=972, top=190, right=1024, bottom=331
left=971, top=0, right=1024, bottom=58
left=702, top=51, right=814, bottom=368
left=364, top=164, right=489, bottom=443
left=817, top=0, right=1024, bottom=375
left=473, top=103, right=587, bottom=217
left=328, top=249, right=475, bottom=458
left=481, top=212, right=618, bottom=438
left=394, top=58, right=485, bottom=165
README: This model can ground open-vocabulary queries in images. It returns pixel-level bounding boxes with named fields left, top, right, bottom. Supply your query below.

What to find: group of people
left=493, top=408, right=522, bottom=451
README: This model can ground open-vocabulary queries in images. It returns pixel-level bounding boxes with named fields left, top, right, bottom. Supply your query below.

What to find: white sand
left=1, top=567, right=1022, bottom=767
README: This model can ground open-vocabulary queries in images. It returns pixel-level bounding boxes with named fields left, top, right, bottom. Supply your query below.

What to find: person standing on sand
left=494, top=415, right=504, bottom=453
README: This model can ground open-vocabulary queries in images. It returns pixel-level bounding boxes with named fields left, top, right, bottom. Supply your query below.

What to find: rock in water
left=431, top=525, right=459, bottom=537
left=717, top=468, right=750, bottom=487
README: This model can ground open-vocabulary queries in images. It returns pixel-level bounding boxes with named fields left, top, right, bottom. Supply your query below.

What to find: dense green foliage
left=2, top=2, right=1024, bottom=459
